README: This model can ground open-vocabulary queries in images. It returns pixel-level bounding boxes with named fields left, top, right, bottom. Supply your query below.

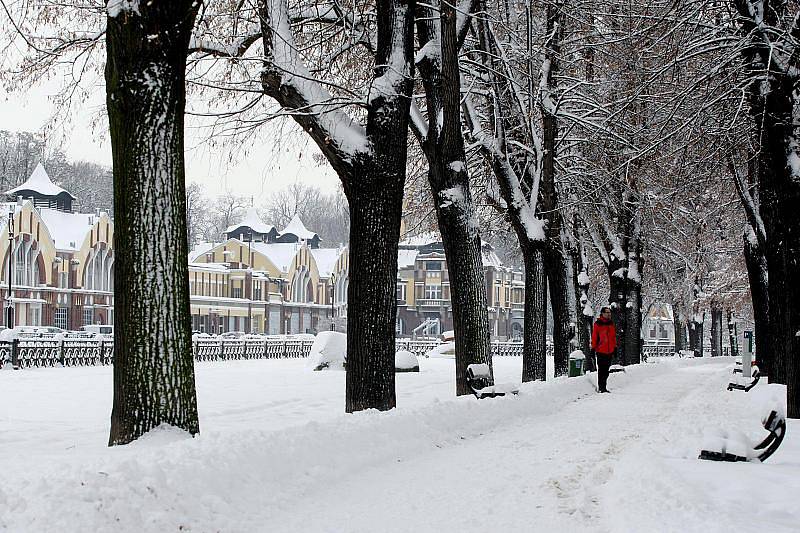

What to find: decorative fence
left=0, top=338, right=730, bottom=369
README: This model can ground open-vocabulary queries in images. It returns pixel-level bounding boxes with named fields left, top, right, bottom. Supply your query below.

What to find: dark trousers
left=596, top=353, right=612, bottom=392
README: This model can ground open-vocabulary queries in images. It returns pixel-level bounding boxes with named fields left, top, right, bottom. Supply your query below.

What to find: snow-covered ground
left=1, top=356, right=797, bottom=532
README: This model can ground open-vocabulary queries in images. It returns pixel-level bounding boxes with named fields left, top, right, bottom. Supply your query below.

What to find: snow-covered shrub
left=307, top=331, right=347, bottom=371
left=395, top=350, right=419, bottom=372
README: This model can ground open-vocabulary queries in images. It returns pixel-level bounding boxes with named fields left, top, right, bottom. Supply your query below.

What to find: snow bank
left=395, top=350, right=419, bottom=372
left=307, top=331, right=347, bottom=370
left=425, top=341, right=455, bottom=358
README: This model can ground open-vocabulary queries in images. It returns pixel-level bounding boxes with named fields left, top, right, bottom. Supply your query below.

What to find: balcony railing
left=416, top=298, right=448, bottom=307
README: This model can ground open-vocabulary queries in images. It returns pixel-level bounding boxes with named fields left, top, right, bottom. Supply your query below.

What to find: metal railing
left=0, top=338, right=730, bottom=370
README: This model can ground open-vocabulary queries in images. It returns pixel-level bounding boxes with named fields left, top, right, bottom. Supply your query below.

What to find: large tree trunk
left=607, top=259, right=627, bottom=365
left=743, top=227, right=770, bottom=374
left=344, top=165, right=403, bottom=412
left=735, top=0, right=800, bottom=415
left=573, top=233, right=594, bottom=371
left=106, top=2, right=200, bottom=445
left=260, top=0, right=415, bottom=412
left=688, top=313, right=704, bottom=357
left=521, top=243, right=548, bottom=382
left=673, top=312, right=685, bottom=354
left=623, top=279, right=643, bottom=365
left=727, top=310, right=740, bottom=359
left=546, top=247, right=572, bottom=376
left=539, top=1, right=571, bottom=377
left=710, top=305, right=723, bottom=357
left=416, top=0, right=492, bottom=395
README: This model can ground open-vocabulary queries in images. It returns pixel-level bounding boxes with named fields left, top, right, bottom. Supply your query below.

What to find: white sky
left=0, top=82, right=341, bottom=203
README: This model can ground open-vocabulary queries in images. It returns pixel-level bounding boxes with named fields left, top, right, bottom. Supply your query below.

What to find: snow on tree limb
left=261, top=0, right=369, bottom=167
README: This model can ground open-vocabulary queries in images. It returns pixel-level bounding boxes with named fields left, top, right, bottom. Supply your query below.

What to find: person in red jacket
left=592, top=306, right=617, bottom=393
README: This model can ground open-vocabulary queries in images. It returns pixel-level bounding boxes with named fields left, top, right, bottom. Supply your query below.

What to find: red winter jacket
left=591, top=316, right=617, bottom=355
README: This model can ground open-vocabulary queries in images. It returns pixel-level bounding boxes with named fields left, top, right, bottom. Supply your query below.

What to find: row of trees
left=1, top=0, right=798, bottom=445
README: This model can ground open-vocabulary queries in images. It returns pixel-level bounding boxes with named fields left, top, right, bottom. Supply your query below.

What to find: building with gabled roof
left=5, top=163, right=76, bottom=212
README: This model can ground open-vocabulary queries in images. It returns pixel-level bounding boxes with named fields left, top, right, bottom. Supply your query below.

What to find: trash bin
left=569, top=350, right=586, bottom=377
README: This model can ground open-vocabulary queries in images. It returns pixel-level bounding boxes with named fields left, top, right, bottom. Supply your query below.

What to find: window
left=253, top=285, right=262, bottom=301
left=83, top=307, right=94, bottom=326
left=10, top=241, right=41, bottom=287
left=60, top=272, right=69, bottom=289
left=424, top=284, right=442, bottom=300
left=83, top=246, right=113, bottom=292
left=494, top=286, right=500, bottom=305
left=29, top=305, right=41, bottom=326
left=232, top=287, right=243, bottom=299
left=649, top=324, right=657, bottom=338
left=54, top=308, right=68, bottom=330
left=659, top=324, right=669, bottom=339
left=396, top=283, right=407, bottom=302
left=426, top=261, right=442, bottom=271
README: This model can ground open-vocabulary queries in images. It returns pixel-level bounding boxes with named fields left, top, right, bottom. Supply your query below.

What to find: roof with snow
left=38, top=208, right=97, bottom=252
left=225, top=207, right=276, bottom=236
left=310, top=248, right=342, bottom=278
left=250, top=242, right=302, bottom=273
left=6, top=164, right=75, bottom=200
left=280, top=214, right=319, bottom=241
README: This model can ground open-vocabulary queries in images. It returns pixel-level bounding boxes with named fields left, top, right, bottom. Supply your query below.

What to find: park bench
left=727, top=367, right=760, bottom=392
left=466, top=364, right=519, bottom=399
left=699, top=409, right=786, bottom=463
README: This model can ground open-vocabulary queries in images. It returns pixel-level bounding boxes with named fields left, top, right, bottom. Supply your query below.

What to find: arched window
left=291, top=267, right=310, bottom=302
left=10, top=240, right=41, bottom=287
left=84, top=247, right=114, bottom=292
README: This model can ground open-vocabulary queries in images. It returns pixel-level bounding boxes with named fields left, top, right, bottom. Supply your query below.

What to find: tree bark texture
left=521, top=244, right=548, bottom=381
left=743, top=230, right=770, bottom=375
left=735, top=0, right=800, bottom=415
left=261, top=0, right=415, bottom=412
left=673, top=313, right=685, bottom=354
left=106, top=2, right=200, bottom=445
left=710, top=305, right=723, bottom=357
left=344, top=169, right=403, bottom=412
left=688, top=315, right=704, bottom=358
left=416, top=0, right=492, bottom=395
left=727, top=310, right=740, bottom=359
left=539, top=1, right=571, bottom=376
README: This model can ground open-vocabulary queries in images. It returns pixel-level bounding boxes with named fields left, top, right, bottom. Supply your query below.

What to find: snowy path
left=255, top=362, right=740, bottom=533
left=1, top=357, right=797, bottom=532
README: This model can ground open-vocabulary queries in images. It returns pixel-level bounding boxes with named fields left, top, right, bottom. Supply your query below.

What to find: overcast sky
left=0, top=82, right=341, bottom=204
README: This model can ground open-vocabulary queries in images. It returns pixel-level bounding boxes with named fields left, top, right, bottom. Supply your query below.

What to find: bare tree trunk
left=416, top=0, right=492, bottom=395
left=573, top=229, right=594, bottom=370
left=727, top=310, right=739, bottom=359
left=106, top=2, right=200, bottom=445
left=743, top=228, right=770, bottom=374
left=734, top=0, right=800, bottom=415
left=689, top=314, right=704, bottom=357
left=673, top=312, right=685, bottom=353
left=260, top=0, right=415, bottom=412
left=344, top=167, right=402, bottom=412
left=521, top=243, right=547, bottom=381
left=710, top=305, right=723, bottom=357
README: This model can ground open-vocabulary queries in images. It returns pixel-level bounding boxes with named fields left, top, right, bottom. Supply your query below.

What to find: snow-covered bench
left=727, top=367, right=760, bottom=392
left=466, top=364, right=519, bottom=399
left=699, top=409, right=786, bottom=463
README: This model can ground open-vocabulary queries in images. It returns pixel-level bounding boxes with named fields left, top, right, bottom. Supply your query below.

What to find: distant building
left=1, top=164, right=113, bottom=329
left=3, top=167, right=525, bottom=338
left=393, top=232, right=524, bottom=340
left=643, top=302, right=675, bottom=345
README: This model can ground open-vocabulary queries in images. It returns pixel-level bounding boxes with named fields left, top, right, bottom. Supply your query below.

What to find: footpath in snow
left=0, top=356, right=797, bottom=532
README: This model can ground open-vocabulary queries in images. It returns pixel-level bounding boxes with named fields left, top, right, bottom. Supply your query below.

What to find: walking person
left=592, top=306, right=616, bottom=393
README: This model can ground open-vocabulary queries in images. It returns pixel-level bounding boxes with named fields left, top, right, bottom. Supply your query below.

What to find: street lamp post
left=6, top=207, right=14, bottom=328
